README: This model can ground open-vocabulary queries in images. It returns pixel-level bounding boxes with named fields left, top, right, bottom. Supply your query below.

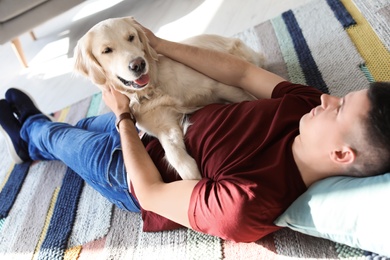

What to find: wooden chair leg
left=11, top=38, right=28, bottom=68
left=30, top=31, right=37, bottom=41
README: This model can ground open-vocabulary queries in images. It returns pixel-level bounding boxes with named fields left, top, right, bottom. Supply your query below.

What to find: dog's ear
left=128, top=17, right=159, bottom=62
left=73, top=35, right=107, bottom=87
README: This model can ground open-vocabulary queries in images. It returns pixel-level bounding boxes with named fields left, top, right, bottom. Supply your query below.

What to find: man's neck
left=291, top=136, right=334, bottom=188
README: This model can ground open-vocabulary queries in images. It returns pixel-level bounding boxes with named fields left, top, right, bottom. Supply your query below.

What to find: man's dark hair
left=354, top=82, right=390, bottom=176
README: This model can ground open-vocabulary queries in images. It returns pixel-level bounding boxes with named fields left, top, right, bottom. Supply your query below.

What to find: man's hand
left=102, top=86, right=131, bottom=117
left=134, top=20, right=162, bottom=51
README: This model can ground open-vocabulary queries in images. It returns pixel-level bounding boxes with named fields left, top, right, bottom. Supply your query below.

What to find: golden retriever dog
left=74, top=17, right=264, bottom=180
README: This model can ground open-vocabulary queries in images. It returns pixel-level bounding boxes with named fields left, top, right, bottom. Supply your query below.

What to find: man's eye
left=128, top=35, right=134, bottom=42
left=102, top=47, right=112, bottom=54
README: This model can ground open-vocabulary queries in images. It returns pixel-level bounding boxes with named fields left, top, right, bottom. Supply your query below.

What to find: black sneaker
left=0, top=99, right=31, bottom=163
left=5, top=88, right=42, bottom=124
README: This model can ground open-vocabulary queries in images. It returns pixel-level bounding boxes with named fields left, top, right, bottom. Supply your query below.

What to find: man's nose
left=320, top=94, right=340, bottom=109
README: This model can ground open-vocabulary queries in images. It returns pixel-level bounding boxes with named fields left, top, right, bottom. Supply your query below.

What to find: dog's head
left=74, top=16, right=158, bottom=93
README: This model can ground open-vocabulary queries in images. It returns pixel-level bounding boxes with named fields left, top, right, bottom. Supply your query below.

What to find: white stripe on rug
left=233, top=27, right=263, bottom=56
left=293, top=0, right=368, bottom=97
left=0, top=135, right=14, bottom=190
left=0, top=161, right=66, bottom=259
left=274, top=228, right=339, bottom=258
left=101, top=207, right=142, bottom=259
left=234, top=20, right=290, bottom=81
left=254, top=21, right=290, bottom=81
left=353, top=0, right=390, bottom=52
left=65, top=96, right=114, bottom=248
left=101, top=207, right=223, bottom=259
left=271, top=16, right=307, bottom=85
left=67, top=185, right=113, bottom=247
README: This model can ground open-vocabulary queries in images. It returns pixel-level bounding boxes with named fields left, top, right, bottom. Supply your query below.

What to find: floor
left=0, top=0, right=313, bottom=114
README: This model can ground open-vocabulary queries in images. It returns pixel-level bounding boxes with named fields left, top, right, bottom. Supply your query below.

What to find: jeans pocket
left=106, top=147, right=128, bottom=188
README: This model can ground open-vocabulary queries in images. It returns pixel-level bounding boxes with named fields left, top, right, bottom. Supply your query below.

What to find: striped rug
left=0, top=0, right=389, bottom=259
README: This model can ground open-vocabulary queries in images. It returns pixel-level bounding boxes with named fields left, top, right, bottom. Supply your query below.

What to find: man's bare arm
left=119, top=118, right=198, bottom=227
left=141, top=25, right=285, bottom=99
left=103, top=87, right=198, bottom=228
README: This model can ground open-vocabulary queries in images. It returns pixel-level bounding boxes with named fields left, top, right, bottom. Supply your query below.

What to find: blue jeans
left=20, top=112, right=141, bottom=212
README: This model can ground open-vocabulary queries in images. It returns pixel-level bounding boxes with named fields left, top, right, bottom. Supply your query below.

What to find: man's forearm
left=153, top=38, right=284, bottom=99
left=118, top=119, right=164, bottom=207
left=117, top=118, right=196, bottom=228
left=155, top=39, right=250, bottom=88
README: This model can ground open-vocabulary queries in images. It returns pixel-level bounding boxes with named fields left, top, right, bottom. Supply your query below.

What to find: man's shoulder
left=272, top=81, right=323, bottom=99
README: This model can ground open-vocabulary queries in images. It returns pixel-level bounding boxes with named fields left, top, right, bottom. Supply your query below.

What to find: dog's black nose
left=129, top=57, right=146, bottom=73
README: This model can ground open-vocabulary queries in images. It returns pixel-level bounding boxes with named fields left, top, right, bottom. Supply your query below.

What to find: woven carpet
left=1, top=0, right=389, bottom=259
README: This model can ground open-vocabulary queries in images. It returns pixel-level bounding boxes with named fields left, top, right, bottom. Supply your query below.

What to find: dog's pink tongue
left=135, top=74, right=150, bottom=86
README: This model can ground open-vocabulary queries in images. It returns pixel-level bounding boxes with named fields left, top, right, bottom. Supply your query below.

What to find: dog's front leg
left=157, top=126, right=202, bottom=180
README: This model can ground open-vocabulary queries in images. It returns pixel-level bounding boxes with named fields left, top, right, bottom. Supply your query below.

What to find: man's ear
left=330, top=146, right=356, bottom=164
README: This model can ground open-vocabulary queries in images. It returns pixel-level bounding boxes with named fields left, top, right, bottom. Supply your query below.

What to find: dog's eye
left=102, top=47, right=112, bottom=54
left=128, top=35, right=135, bottom=42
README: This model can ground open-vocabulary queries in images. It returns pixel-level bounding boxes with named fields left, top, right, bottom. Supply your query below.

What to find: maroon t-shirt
left=136, top=81, right=322, bottom=242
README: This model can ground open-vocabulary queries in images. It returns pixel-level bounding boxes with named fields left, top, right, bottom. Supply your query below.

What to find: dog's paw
left=173, top=157, right=202, bottom=180
left=181, top=173, right=202, bottom=180
left=180, top=169, right=202, bottom=180
left=161, top=138, right=202, bottom=180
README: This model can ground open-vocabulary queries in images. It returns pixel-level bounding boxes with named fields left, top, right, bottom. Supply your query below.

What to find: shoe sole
left=2, top=89, right=56, bottom=164
left=0, top=124, right=24, bottom=164
left=7, top=88, right=56, bottom=122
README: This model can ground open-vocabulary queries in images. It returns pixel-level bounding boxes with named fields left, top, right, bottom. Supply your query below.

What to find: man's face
left=299, top=89, right=370, bottom=155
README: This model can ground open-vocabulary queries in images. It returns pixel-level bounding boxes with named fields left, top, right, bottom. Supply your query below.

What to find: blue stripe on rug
left=66, top=94, right=114, bottom=248
left=282, top=10, right=329, bottom=93
left=360, top=64, right=375, bottom=83
left=271, top=16, right=306, bottom=84
left=38, top=167, right=84, bottom=260
left=86, top=92, right=103, bottom=118
left=0, top=218, right=4, bottom=232
left=326, top=0, right=356, bottom=28
left=0, top=162, right=31, bottom=218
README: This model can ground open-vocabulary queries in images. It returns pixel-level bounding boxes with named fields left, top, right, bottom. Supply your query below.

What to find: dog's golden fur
left=74, top=17, right=264, bottom=180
